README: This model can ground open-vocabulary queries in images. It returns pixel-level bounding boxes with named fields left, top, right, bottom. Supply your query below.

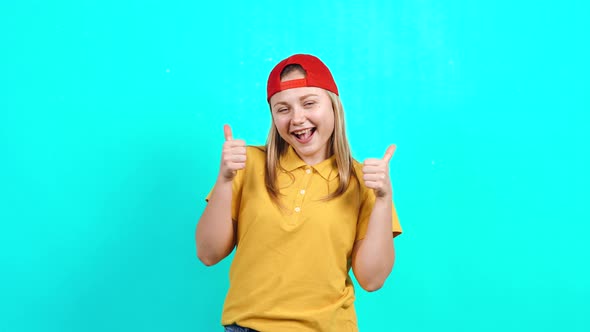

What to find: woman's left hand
left=362, top=145, right=396, bottom=198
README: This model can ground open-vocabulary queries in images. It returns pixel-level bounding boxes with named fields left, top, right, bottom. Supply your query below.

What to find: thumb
left=223, top=124, right=233, bottom=141
left=383, top=144, right=397, bottom=163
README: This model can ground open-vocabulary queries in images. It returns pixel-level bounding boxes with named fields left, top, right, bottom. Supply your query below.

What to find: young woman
left=196, top=54, right=402, bottom=332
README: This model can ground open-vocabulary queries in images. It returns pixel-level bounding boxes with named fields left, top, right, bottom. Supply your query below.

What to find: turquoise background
left=1, top=0, right=589, bottom=331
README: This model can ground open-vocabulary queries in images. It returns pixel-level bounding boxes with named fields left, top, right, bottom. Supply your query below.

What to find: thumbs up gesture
left=362, top=145, right=396, bottom=198
left=219, top=124, right=246, bottom=182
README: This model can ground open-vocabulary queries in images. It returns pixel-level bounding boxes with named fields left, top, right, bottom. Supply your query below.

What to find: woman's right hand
left=219, top=124, right=246, bottom=182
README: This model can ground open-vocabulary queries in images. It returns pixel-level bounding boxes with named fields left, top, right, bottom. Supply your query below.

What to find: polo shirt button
left=294, top=207, right=301, bottom=213
left=305, top=169, right=311, bottom=174
left=300, top=189, right=305, bottom=195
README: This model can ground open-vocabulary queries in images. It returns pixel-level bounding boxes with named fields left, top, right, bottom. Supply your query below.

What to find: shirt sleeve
left=355, top=187, right=402, bottom=241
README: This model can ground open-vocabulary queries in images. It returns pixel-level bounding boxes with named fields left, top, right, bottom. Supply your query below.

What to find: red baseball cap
left=266, top=54, right=339, bottom=102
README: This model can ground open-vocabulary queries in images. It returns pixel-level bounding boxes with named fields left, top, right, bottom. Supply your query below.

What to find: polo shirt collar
left=281, top=146, right=338, bottom=181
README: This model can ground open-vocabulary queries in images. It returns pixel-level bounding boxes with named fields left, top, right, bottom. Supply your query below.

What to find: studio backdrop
left=1, top=1, right=588, bottom=331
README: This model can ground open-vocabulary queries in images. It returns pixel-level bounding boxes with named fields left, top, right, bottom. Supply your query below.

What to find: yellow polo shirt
left=216, top=146, right=401, bottom=332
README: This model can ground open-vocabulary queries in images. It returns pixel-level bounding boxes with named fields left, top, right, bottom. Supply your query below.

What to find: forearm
left=196, top=177, right=235, bottom=266
left=353, top=196, right=395, bottom=291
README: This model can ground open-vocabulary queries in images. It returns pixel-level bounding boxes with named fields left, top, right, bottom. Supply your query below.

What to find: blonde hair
left=264, top=90, right=358, bottom=207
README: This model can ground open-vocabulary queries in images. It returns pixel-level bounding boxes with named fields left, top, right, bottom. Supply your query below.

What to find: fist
left=362, top=145, right=396, bottom=198
left=220, top=124, right=246, bottom=182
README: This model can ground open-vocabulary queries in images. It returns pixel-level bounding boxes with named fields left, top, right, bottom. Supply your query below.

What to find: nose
left=291, top=107, right=306, bottom=125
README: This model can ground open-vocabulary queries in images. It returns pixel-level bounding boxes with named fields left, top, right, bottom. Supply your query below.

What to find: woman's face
left=269, top=70, right=335, bottom=165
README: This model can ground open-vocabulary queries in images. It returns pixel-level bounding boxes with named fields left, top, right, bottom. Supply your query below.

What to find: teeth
left=293, top=128, right=312, bottom=135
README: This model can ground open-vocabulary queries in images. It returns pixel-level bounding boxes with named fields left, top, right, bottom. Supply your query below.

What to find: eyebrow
left=272, top=94, right=320, bottom=109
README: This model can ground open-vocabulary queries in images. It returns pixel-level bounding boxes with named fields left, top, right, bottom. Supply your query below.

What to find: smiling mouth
left=291, top=127, right=316, bottom=143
